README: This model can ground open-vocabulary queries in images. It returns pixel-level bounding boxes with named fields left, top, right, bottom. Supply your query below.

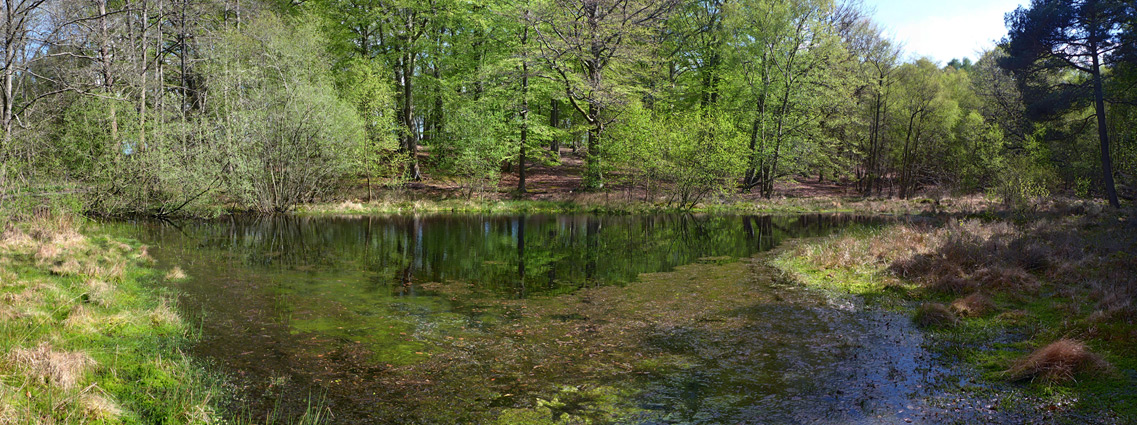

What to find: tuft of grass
left=1006, top=339, right=1112, bottom=383
left=165, top=266, right=188, bottom=281
left=950, top=293, right=996, bottom=318
left=7, top=342, right=95, bottom=390
left=914, top=303, right=959, bottom=329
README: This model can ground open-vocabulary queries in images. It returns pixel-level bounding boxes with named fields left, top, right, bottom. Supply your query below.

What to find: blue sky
left=862, top=0, right=1030, bottom=64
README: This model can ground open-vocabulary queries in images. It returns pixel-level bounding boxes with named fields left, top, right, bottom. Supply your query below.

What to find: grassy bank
left=295, top=193, right=999, bottom=217
left=0, top=213, right=219, bottom=424
left=771, top=202, right=1137, bottom=420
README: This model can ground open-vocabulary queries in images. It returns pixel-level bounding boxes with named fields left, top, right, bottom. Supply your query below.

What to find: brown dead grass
left=7, top=343, right=95, bottom=390
left=135, top=245, right=155, bottom=264
left=165, top=266, right=187, bottom=281
left=914, top=303, right=959, bottom=329
left=79, top=391, right=123, bottom=421
left=0, top=223, right=32, bottom=249
left=149, top=299, right=183, bottom=328
left=83, top=279, right=114, bottom=306
left=971, top=265, right=1040, bottom=293
left=951, top=293, right=996, bottom=318
left=48, top=257, right=125, bottom=282
left=1007, top=339, right=1112, bottom=383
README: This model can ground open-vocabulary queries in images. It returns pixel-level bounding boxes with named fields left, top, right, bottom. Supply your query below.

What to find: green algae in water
left=110, top=213, right=994, bottom=423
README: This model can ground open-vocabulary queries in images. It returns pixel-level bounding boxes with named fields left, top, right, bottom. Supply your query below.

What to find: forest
left=1, top=0, right=1136, bottom=424
left=0, top=0, right=1132, bottom=215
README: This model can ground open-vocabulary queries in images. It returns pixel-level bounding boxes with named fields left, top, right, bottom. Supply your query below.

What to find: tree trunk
left=1090, top=40, right=1120, bottom=208
left=2, top=30, right=14, bottom=158
left=549, top=98, right=560, bottom=156
left=518, top=56, right=529, bottom=194
left=401, top=52, right=421, bottom=181
left=584, top=104, right=603, bottom=191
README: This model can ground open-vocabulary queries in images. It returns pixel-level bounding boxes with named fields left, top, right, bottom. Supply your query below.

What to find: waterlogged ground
left=107, top=215, right=1052, bottom=424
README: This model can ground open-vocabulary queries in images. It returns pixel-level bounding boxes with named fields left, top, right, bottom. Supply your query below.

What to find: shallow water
left=107, top=214, right=1031, bottom=424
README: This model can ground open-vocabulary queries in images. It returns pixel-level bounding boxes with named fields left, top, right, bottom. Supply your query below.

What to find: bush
left=206, top=14, right=365, bottom=213
left=614, top=105, right=746, bottom=209
left=993, top=155, right=1057, bottom=210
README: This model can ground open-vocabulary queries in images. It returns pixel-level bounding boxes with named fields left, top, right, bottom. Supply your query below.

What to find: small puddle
left=105, top=214, right=1033, bottom=423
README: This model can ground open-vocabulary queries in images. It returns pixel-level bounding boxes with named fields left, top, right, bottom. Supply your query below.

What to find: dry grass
left=79, top=391, right=123, bottom=421
left=336, top=200, right=367, bottom=212
left=951, top=293, right=996, bottom=318
left=149, top=299, right=183, bottom=328
left=165, top=266, right=188, bottom=281
left=914, top=303, right=959, bottom=329
left=83, top=279, right=113, bottom=306
left=970, top=265, right=1040, bottom=293
left=135, top=245, right=155, bottom=264
left=0, top=212, right=221, bottom=424
left=7, top=343, right=95, bottom=390
left=0, top=222, right=32, bottom=249
left=1006, top=339, right=1112, bottom=383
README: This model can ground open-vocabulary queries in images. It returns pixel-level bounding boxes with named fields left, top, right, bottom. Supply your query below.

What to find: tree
left=1, top=0, right=58, bottom=159
left=1001, top=0, right=1130, bottom=207
left=729, top=0, right=844, bottom=198
left=614, top=103, right=746, bottom=208
left=335, top=58, right=399, bottom=201
left=855, top=25, right=901, bottom=196
left=207, top=14, right=365, bottom=212
left=532, top=0, right=677, bottom=190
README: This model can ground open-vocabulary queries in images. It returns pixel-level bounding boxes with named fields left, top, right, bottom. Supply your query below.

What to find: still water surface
left=107, top=214, right=1006, bottom=424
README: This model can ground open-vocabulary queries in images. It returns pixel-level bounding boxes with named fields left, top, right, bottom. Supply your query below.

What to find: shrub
left=993, top=155, right=1057, bottom=211
left=207, top=14, right=365, bottom=213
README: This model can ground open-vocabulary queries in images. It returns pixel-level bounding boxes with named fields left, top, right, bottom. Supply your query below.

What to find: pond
left=107, top=214, right=1008, bottom=424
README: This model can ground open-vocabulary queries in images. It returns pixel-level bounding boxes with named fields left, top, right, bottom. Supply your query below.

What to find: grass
left=0, top=211, right=222, bottom=424
left=294, top=192, right=1004, bottom=217
left=770, top=199, right=1137, bottom=420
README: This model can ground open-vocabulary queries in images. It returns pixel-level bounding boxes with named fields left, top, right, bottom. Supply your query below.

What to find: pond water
left=107, top=214, right=1014, bottom=424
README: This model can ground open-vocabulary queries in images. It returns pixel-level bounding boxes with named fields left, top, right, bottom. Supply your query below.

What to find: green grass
left=0, top=216, right=223, bottom=424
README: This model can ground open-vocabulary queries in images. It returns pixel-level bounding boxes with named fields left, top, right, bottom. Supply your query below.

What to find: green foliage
left=335, top=58, right=402, bottom=189
left=949, top=111, right=1005, bottom=192
left=615, top=104, right=746, bottom=208
left=206, top=14, right=365, bottom=212
left=993, top=155, right=1057, bottom=210
left=435, top=97, right=513, bottom=199
left=51, top=96, right=136, bottom=181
